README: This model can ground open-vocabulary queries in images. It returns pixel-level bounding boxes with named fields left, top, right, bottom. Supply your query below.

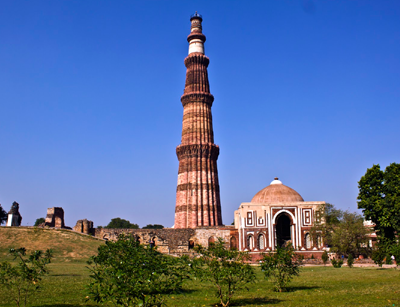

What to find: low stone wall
left=94, top=226, right=234, bottom=255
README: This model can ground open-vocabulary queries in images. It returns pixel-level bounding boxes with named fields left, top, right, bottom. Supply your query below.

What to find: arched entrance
left=230, top=236, right=237, bottom=250
left=275, top=213, right=292, bottom=247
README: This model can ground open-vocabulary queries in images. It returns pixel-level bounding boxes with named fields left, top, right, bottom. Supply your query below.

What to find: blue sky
left=1, top=0, right=399, bottom=227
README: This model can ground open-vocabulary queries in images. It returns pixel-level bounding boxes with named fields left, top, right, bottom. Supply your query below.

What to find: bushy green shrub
left=321, top=251, right=329, bottom=265
left=331, top=258, right=343, bottom=268
left=261, top=245, right=302, bottom=292
left=193, top=238, right=255, bottom=307
left=87, top=234, right=190, bottom=307
left=372, top=248, right=385, bottom=267
left=385, top=255, right=393, bottom=265
left=347, top=254, right=354, bottom=268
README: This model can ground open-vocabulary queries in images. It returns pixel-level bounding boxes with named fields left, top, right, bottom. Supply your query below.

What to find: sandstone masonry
left=175, top=13, right=222, bottom=228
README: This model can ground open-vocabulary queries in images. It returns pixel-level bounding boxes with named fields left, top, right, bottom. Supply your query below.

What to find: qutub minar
left=174, top=12, right=223, bottom=228
left=75, top=13, right=328, bottom=261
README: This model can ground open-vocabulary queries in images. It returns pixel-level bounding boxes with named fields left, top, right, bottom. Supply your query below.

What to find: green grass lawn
left=0, top=260, right=399, bottom=307
left=0, top=228, right=399, bottom=306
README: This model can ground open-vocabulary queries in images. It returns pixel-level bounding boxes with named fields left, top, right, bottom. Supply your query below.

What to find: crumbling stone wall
left=74, top=219, right=94, bottom=235
left=191, top=226, right=234, bottom=247
left=43, top=207, right=70, bottom=229
left=94, top=227, right=235, bottom=255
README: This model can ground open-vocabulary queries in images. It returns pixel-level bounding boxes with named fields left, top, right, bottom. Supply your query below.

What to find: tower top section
left=187, top=12, right=206, bottom=55
left=190, top=11, right=202, bottom=22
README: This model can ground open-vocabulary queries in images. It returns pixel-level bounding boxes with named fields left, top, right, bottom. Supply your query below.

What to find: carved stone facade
left=175, top=13, right=222, bottom=228
left=234, top=178, right=326, bottom=259
left=73, top=219, right=94, bottom=235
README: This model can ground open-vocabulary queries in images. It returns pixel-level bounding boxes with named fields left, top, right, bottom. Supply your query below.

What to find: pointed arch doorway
left=275, top=213, right=292, bottom=247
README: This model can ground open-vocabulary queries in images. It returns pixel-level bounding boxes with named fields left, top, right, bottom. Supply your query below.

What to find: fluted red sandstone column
left=174, top=13, right=223, bottom=228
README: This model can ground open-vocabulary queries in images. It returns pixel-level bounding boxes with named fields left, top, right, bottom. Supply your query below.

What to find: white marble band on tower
left=188, top=39, right=204, bottom=54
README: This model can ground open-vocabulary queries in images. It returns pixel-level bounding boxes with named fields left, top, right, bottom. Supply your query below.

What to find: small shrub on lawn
left=372, top=248, right=385, bottom=267
left=193, top=238, right=255, bottom=307
left=261, top=245, right=302, bottom=292
left=347, top=254, right=354, bottom=268
left=331, top=258, right=343, bottom=268
left=321, top=251, right=329, bottom=266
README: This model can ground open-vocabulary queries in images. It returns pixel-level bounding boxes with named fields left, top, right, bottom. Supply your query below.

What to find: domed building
left=233, top=178, right=325, bottom=257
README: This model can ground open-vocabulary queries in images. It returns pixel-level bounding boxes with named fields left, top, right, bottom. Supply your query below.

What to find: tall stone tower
left=174, top=13, right=223, bottom=228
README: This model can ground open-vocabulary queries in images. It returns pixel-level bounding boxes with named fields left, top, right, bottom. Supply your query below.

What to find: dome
left=251, top=177, right=304, bottom=203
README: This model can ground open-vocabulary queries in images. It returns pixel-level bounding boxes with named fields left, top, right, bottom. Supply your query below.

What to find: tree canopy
left=142, top=224, right=164, bottom=229
left=0, top=204, right=7, bottom=225
left=311, top=203, right=370, bottom=257
left=358, top=163, right=400, bottom=262
left=104, top=218, right=139, bottom=229
left=358, top=163, right=400, bottom=243
left=329, top=211, right=370, bottom=257
left=34, top=218, right=45, bottom=226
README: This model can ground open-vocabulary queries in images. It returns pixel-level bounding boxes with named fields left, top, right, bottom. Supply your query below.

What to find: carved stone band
left=181, top=92, right=214, bottom=107
left=176, top=143, right=219, bottom=160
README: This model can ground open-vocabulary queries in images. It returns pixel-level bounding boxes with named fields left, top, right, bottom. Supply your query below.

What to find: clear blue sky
left=1, top=1, right=399, bottom=227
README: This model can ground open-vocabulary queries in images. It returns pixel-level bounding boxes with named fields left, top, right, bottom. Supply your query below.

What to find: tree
left=321, top=251, right=329, bottom=266
left=34, top=218, right=45, bottom=226
left=87, top=234, right=190, bottom=307
left=329, top=211, right=371, bottom=257
left=358, top=163, right=400, bottom=259
left=311, top=204, right=370, bottom=257
left=142, top=224, right=164, bottom=229
left=193, top=238, right=256, bottom=307
left=261, top=245, right=302, bottom=292
left=0, top=204, right=7, bottom=225
left=310, top=203, right=342, bottom=247
left=105, top=217, right=139, bottom=229
left=0, top=248, right=53, bottom=307
left=347, top=254, right=354, bottom=268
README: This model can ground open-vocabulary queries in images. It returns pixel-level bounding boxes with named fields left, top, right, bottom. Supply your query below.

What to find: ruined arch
left=230, top=236, right=237, bottom=250
left=208, top=236, right=216, bottom=247
left=188, top=239, right=195, bottom=249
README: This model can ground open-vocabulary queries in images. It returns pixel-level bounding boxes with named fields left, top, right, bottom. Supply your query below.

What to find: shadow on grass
left=230, top=297, right=282, bottom=306
left=285, top=285, right=320, bottom=292
left=33, top=305, right=100, bottom=307
left=50, top=273, right=82, bottom=276
left=174, top=288, right=197, bottom=295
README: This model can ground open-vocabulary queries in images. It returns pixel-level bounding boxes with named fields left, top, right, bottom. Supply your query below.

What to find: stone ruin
left=6, top=201, right=22, bottom=226
left=73, top=219, right=95, bottom=235
left=94, top=226, right=235, bottom=256
left=41, top=207, right=71, bottom=229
